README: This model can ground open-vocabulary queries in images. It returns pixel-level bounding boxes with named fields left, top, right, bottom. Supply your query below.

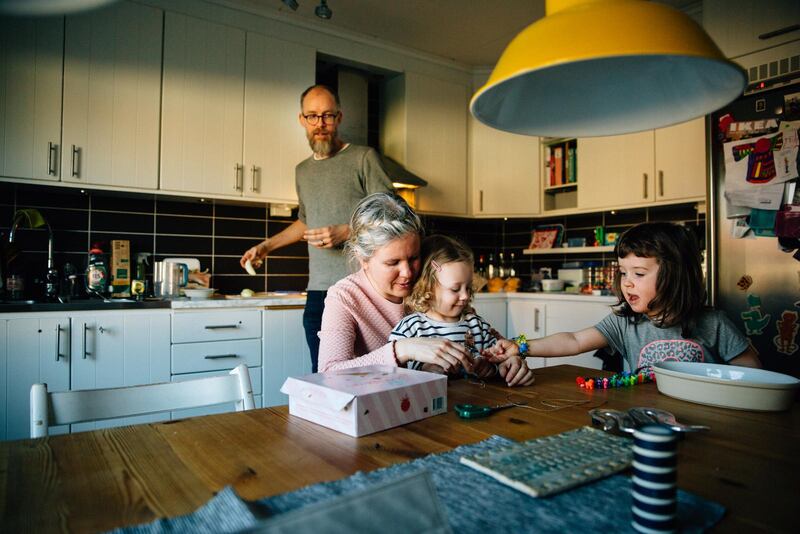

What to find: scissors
left=454, top=402, right=519, bottom=419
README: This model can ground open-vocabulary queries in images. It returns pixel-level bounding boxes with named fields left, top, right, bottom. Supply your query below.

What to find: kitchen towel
left=110, top=435, right=724, bottom=534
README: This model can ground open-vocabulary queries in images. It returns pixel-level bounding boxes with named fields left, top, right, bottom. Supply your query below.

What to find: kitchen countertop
left=474, top=291, right=617, bottom=303
left=0, top=293, right=307, bottom=313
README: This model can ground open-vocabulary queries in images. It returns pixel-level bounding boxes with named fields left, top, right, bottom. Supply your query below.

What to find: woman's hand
left=480, top=339, right=520, bottom=363
left=304, top=224, right=350, bottom=249
left=395, top=338, right=474, bottom=374
left=498, top=356, right=535, bottom=387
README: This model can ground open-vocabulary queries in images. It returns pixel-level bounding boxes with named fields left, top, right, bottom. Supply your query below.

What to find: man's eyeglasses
left=302, top=112, right=339, bottom=125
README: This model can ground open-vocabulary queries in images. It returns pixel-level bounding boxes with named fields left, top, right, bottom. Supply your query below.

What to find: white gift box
left=280, top=365, right=448, bottom=437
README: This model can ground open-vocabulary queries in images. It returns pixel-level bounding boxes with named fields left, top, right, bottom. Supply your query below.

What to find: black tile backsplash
left=0, top=182, right=704, bottom=297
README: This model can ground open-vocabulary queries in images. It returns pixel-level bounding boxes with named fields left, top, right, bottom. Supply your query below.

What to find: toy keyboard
left=459, top=426, right=632, bottom=498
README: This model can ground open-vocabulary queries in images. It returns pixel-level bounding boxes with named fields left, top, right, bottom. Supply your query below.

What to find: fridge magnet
left=736, top=275, right=753, bottom=291
left=774, top=310, right=799, bottom=355
left=740, top=294, right=771, bottom=336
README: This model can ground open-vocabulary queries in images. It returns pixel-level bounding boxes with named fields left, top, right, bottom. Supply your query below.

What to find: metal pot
left=153, top=261, right=188, bottom=299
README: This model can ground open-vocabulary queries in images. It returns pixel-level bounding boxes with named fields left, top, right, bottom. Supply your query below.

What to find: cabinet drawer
left=172, top=338, right=261, bottom=373
left=172, top=310, right=261, bottom=343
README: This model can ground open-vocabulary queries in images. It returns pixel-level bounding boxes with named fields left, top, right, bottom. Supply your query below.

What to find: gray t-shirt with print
left=594, top=310, right=749, bottom=372
left=296, top=145, right=393, bottom=291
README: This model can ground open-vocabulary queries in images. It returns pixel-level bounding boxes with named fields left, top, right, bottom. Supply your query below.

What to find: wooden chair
left=30, top=364, right=255, bottom=438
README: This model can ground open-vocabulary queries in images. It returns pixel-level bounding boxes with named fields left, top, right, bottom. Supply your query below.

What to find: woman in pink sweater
left=318, top=193, right=532, bottom=385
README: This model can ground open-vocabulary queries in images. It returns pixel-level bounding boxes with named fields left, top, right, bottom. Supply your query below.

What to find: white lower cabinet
left=475, top=294, right=615, bottom=371
left=170, top=309, right=263, bottom=419
left=263, top=307, right=311, bottom=407
left=473, top=297, right=508, bottom=338
left=0, top=310, right=171, bottom=441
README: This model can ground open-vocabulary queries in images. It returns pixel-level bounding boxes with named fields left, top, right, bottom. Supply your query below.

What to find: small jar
left=6, top=274, right=24, bottom=300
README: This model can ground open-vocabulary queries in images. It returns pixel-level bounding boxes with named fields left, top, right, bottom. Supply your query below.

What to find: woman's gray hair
left=345, top=192, right=423, bottom=261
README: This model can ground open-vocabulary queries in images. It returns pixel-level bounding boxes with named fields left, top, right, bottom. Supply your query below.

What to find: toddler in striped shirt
left=390, top=235, right=534, bottom=386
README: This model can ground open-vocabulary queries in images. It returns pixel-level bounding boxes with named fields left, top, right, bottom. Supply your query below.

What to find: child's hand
left=395, top=338, right=474, bottom=374
left=498, top=356, right=535, bottom=387
left=472, top=357, right=497, bottom=379
left=480, top=339, right=520, bottom=363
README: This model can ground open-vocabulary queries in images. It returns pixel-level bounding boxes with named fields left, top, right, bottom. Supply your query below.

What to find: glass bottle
left=508, top=252, right=516, bottom=277
left=498, top=252, right=506, bottom=279
left=476, top=254, right=487, bottom=279
left=487, top=253, right=497, bottom=279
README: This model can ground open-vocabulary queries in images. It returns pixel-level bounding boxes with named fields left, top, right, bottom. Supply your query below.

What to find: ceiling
left=224, top=0, right=702, bottom=67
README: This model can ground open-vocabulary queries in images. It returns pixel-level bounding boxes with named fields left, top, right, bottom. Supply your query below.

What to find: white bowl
left=653, top=361, right=799, bottom=412
left=541, top=279, right=565, bottom=292
left=183, top=288, right=216, bottom=300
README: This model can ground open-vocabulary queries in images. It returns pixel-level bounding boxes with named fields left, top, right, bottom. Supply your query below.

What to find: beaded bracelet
left=513, top=334, right=529, bottom=356
left=576, top=369, right=655, bottom=390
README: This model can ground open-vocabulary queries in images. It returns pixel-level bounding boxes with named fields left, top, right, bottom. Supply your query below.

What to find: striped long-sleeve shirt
left=389, top=312, right=498, bottom=370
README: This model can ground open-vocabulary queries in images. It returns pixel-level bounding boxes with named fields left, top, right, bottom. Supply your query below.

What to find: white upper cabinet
left=577, top=118, right=706, bottom=210
left=703, top=0, right=800, bottom=59
left=654, top=118, right=707, bottom=202
left=471, top=115, right=540, bottom=216
left=0, top=17, right=64, bottom=182
left=243, top=33, right=315, bottom=202
left=161, top=12, right=246, bottom=197
left=161, top=13, right=315, bottom=200
left=61, top=2, right=163, bottom=189
left=383, top=72, right=469, bottom=215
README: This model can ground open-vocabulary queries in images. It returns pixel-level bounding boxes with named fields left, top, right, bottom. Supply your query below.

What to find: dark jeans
left=303, top=290, right=327, bottom=373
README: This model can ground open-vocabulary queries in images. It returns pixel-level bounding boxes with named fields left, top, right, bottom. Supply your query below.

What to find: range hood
left=379, top=155, right=427, bottom=189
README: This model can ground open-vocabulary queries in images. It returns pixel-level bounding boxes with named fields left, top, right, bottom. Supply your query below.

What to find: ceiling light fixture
left=281, top=0, right=299, bottom=11
left=315, top=0, right=332, bottom=20
left=470, top=0, right=746, bottom=138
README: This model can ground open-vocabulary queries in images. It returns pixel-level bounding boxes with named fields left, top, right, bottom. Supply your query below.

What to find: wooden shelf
left=523, top=245, right=615, bottom=255
left=544, top=182, right=577, bottom=193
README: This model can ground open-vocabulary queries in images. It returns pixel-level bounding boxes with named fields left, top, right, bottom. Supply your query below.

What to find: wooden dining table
left=0, top=364, right=797, bottom=533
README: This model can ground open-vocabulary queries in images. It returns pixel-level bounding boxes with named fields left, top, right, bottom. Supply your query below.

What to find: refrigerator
left=709, top=76, right=800, bottom=377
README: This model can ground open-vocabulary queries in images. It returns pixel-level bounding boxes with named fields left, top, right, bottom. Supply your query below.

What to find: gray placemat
left=111, top=435, right=724, bottom=533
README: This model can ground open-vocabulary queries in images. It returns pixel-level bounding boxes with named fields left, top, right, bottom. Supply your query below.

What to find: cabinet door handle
left=234, top=164, right=244, bottom=190
left=642, top=173, right=648, bottom=199
left=204, top=324, right=240, bottom=330
left=758, top=24, right=800, bottom=40
left=479, top=190, right=484, bottom=212
left=55, top=324, right=65, bottom=361
left=658, top=170, right=664, bottom=197
left=203, top=354, right=239, bottom=360
left=534, top=308, right=540, bottom=333
left=250, top=165, right=260, bottom=192
left=71, top=145, right=81, bottom=178
left=47, top=142, right=58, bottom=176
left=83, top=323, right=92, bottom=359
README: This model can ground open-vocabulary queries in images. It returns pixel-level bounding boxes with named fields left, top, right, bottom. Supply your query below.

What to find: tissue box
left=280, top=365, right=447, bottom=437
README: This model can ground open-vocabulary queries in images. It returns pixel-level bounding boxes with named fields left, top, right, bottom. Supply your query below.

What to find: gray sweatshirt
left=296, top=144, right=393, bottom=290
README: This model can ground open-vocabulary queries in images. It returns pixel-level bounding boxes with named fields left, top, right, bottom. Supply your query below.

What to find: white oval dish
left=653, top=361, right=799, bottom=412
left=183, top=288, right=216, bottom=300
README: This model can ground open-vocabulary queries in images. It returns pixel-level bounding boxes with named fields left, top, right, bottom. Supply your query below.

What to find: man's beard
left=307, top=129, right=339, bottom=156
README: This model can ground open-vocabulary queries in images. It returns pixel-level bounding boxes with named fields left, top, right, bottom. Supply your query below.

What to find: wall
left=0, top=181, right=307, bottom=298
left=1, top=181, right=704, bottom=299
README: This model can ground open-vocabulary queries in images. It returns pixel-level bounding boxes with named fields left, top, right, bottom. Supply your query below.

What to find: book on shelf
left=554, top=146, right=563, bottom=186
left=567, top=147, right=576, bottom=183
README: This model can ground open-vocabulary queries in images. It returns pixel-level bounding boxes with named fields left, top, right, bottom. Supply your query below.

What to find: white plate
left=653, top=361, right=799, bottom=412
left=183, top=288, right=216, bottom=300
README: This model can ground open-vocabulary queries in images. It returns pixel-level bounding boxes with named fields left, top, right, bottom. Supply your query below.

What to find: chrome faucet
left=8, top=214, right=60, bottom=301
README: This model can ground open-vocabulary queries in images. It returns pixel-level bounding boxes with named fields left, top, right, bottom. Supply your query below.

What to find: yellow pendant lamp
left=470, top=0, right=746, bottom=137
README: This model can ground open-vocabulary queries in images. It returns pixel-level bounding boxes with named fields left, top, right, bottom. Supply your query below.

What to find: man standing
left=241, top=85, right=393, bottom=372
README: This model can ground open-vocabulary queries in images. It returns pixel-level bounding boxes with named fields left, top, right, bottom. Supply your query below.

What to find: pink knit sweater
left=318, top=269, right=404, bottom=372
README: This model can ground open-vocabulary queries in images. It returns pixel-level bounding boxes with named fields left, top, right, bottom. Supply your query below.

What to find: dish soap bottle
left=86, top=243, right=108, bottom=296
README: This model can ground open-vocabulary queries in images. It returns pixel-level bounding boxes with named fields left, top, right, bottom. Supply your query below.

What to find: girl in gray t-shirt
left=488, top=222, right=761, bottom=372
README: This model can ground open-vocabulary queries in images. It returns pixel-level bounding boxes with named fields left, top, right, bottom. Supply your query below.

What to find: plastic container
left=86, top=243, right=108, bottom=295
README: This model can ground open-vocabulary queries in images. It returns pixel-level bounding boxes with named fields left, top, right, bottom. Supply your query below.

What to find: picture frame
left=529, top=224, right=565, bottom=249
